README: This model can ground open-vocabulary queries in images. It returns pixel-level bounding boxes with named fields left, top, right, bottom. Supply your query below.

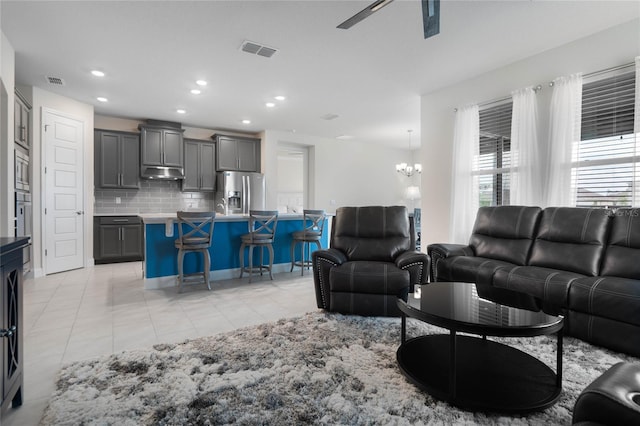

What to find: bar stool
left=174, top=211, right=216, bottom=292
left=290, top=209, right=326, bottom=276
left=239, top=210, right=279, bottom=282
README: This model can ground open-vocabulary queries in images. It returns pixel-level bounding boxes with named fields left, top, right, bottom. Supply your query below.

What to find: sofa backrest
left=468, top=206, right=542, bottom=265
left=600, top=208, right=640, bottom=279
left=332, top=206, right=412, bottom=262
left=528, top=207, right=611, bottom=276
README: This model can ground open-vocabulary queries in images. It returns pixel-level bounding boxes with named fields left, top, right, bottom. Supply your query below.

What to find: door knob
left=76, top=211, right=84, bottom=215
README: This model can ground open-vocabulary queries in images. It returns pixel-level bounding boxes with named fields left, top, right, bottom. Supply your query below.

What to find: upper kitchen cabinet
left=95, top=130, right=140, bottom=189
left=14, top=90, right=31, bottom=150
left=139, top=123, right=184, bottom=168
left=183, top=139, right=216, bottom=192
left=213, top=134, right=260, bottom=172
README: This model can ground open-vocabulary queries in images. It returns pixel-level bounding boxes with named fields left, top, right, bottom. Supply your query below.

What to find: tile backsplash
left=94, top=180, right=214, bottom=214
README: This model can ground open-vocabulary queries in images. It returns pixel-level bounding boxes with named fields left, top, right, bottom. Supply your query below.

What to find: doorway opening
left=276, top=144, right=309, bottom=213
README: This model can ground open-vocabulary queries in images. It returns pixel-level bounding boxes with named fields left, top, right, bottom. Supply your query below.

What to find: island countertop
left=138, top=212, right=310, bottom=224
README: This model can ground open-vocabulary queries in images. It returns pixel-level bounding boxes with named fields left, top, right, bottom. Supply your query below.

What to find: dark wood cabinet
left=94, top=217, right=143, bottom=264
left=212, top=134, right=260, bottom=172
left=95, top=130, right=140, bottom=189
left=0, top=237, right=27, bottom=420
left=183, top=139, right=216, bottom=192
left=140, top=125, right=184, bottom=168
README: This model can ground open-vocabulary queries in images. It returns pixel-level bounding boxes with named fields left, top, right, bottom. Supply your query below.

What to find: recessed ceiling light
left=190, top=89, right=201, bottom=95
left=265, top=102, right=276, bottom=108
left=196, top=80, right=207, bottom=86
left=91, top=70, right=105, bottom=77
left=96, top=97, right=108, bottom=102
left=176, top=109, right=186, bottom=114
left=336, top=135, right=354, bottom=140
left=274, top=95, right=286, bottom=101
left=241, top=119, right=251, bottom=125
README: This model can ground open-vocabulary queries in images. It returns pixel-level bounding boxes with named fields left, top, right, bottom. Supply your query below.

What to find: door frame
left=40, top=107, right=88, bottom=275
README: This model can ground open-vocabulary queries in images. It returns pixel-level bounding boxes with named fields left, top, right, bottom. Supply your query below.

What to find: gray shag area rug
left=41, top=312, right=636, bottom=425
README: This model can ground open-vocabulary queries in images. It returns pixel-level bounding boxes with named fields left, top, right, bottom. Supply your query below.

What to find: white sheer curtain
left=510, top=87, right=541, bottom=206
left=546, top=73, right=583, bottom=207
left=634, top=57, right=640, bottom=205
left=450, top=104, right=479, bottom=244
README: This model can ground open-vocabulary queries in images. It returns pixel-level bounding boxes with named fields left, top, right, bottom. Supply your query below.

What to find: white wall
left=0, top=31, right=15, bottom=236
left=30, top=88, right=94, bottom=277
left=420, top=19, right=640, bottom=246
left=262, top=130, right=411, bottom=214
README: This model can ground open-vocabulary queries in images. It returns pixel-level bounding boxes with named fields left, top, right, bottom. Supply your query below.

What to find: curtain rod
left=454, top=84, right=542, bottom=112
left=454, top=60, right=636, bottom=112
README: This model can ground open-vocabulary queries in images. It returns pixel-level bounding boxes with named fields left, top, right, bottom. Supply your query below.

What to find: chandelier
left=396, top=130, right=422, bottom=177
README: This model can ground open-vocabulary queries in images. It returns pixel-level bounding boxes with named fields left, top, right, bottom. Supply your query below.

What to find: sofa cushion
left=329, top=261, right=409, bottom=295
left=332, top=206, right=411, bottom=262
left=468, top=206, right=541, bottom=265
left=492, top=266, right=584, bottom=308
left=436, top=256, right=516, bottom=284
left=600, top=208, right=640, bottom=279
left=569, top=276, right=640, bottom=326
left=528, top=207, right=611, bottom=276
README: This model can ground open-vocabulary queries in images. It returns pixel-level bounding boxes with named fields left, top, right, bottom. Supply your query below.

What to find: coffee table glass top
left=404, top=282, right=563, bottom=336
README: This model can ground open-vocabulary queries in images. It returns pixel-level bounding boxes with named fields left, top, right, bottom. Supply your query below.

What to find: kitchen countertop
left=138, top=212, right=307, bottom=224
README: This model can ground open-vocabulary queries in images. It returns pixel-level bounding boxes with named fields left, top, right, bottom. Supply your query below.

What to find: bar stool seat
left=174, top=211, right=216, bottom=292
left=290, top=209, right=326, bottom=276
left=239, top=210, right=279, bottom=282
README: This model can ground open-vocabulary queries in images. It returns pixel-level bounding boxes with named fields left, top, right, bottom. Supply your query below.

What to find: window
left=574, top=69, right=637, bottom=207
left=477, top=101, right=512, bottom=206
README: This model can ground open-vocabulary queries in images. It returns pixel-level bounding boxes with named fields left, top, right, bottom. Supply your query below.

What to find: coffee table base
left=397, top=334, right=561, bottom=413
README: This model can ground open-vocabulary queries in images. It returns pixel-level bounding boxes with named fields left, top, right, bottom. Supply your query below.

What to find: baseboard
left=143, top=262, right=296, bottom=290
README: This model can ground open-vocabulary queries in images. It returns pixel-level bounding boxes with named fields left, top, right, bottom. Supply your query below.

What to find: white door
left=44, top=110, right=85, bottom=274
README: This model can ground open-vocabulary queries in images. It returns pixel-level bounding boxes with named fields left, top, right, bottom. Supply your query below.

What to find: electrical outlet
left=330, top=199, right=336, bottom=205
left=115, top=197, right=121, bottom=204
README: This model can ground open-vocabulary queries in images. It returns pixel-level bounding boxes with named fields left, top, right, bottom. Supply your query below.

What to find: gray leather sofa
left=312, top=206, right=430, bottom=317
left=428, top=206, right=640, bottom=357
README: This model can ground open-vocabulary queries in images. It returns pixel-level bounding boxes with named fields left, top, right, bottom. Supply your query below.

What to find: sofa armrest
left=427, top=243, right=474, bottom=282
left=396, top=251, right=430, bottom=286
left=312, top=249, right=348, bottom=310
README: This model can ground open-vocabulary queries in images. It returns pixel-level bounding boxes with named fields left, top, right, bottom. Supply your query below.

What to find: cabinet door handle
left=21, top=126, right=26, bottom=142
left=112, top=219, right=129, bottom=222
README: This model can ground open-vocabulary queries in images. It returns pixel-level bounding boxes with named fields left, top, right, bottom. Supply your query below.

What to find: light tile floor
left=3, top=262, right=319, bottom=426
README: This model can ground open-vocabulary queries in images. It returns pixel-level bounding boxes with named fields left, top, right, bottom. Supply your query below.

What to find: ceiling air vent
left=45, top=76, right=66, bottom=86
left=321, top=113, right=339, bottom=121
left=240, top=40, right=278, bottom=58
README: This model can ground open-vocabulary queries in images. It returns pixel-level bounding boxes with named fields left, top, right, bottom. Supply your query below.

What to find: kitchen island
left=140, top=213, right=329, bottom=289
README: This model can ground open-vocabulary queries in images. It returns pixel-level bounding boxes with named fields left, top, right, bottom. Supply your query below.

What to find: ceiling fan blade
left=337, top=0, right=395, bottom=30
left=422, top=0, right=440, bottom=39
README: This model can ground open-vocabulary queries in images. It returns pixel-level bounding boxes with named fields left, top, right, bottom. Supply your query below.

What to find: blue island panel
left=144, top=218, right=328, bottom=279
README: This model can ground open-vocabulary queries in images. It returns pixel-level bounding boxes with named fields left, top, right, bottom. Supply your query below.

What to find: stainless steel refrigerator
left=216, top=171, right=266, bottom=215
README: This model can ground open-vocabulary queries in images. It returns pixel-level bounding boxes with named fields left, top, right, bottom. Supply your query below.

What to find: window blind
left=575, top=68, right=637, bottom=207
left=478, top=101, right=512, bottom=206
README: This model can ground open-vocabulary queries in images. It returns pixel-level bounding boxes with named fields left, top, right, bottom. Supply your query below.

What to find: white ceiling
left=2, top=1, right=638, bottom=148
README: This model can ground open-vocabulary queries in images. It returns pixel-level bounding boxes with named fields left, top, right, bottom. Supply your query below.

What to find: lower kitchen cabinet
left=94, top=216, right=143, bottom=264
left=0, top=237, right=27, bottom=420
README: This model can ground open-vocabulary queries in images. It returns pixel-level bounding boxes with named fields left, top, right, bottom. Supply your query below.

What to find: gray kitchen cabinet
left=140, top=125, right=184, bottom=168
left=14, top=92, right=30, bottom=149
left=94, top=216, right=143, bottom=264
left=183, top=139, right=216, bottom=191
left=95, top=130, right=140, bottom=189
left=212, top=134, right=260, bottom=172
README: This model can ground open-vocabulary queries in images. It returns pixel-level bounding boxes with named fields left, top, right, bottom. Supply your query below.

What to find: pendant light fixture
left=396, top=130, right=422, bottom=177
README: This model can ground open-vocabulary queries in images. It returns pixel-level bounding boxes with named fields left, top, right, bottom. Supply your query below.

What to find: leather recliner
left=312, top=206, right=430, bottom=317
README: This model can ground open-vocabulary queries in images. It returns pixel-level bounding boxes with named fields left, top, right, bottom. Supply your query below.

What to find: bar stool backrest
left=247, top=210, right=279, bottom=242
left=176, top=211, right=216, bottom=247
left=303, top=209, right=326, bottom=239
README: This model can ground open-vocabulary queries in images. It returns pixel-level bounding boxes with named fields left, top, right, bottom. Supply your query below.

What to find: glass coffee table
left=396, top=282, right=563, bottom=413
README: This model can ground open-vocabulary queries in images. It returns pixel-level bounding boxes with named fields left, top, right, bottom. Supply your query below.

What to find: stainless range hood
left=141, top=166, right=184, bottom=180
